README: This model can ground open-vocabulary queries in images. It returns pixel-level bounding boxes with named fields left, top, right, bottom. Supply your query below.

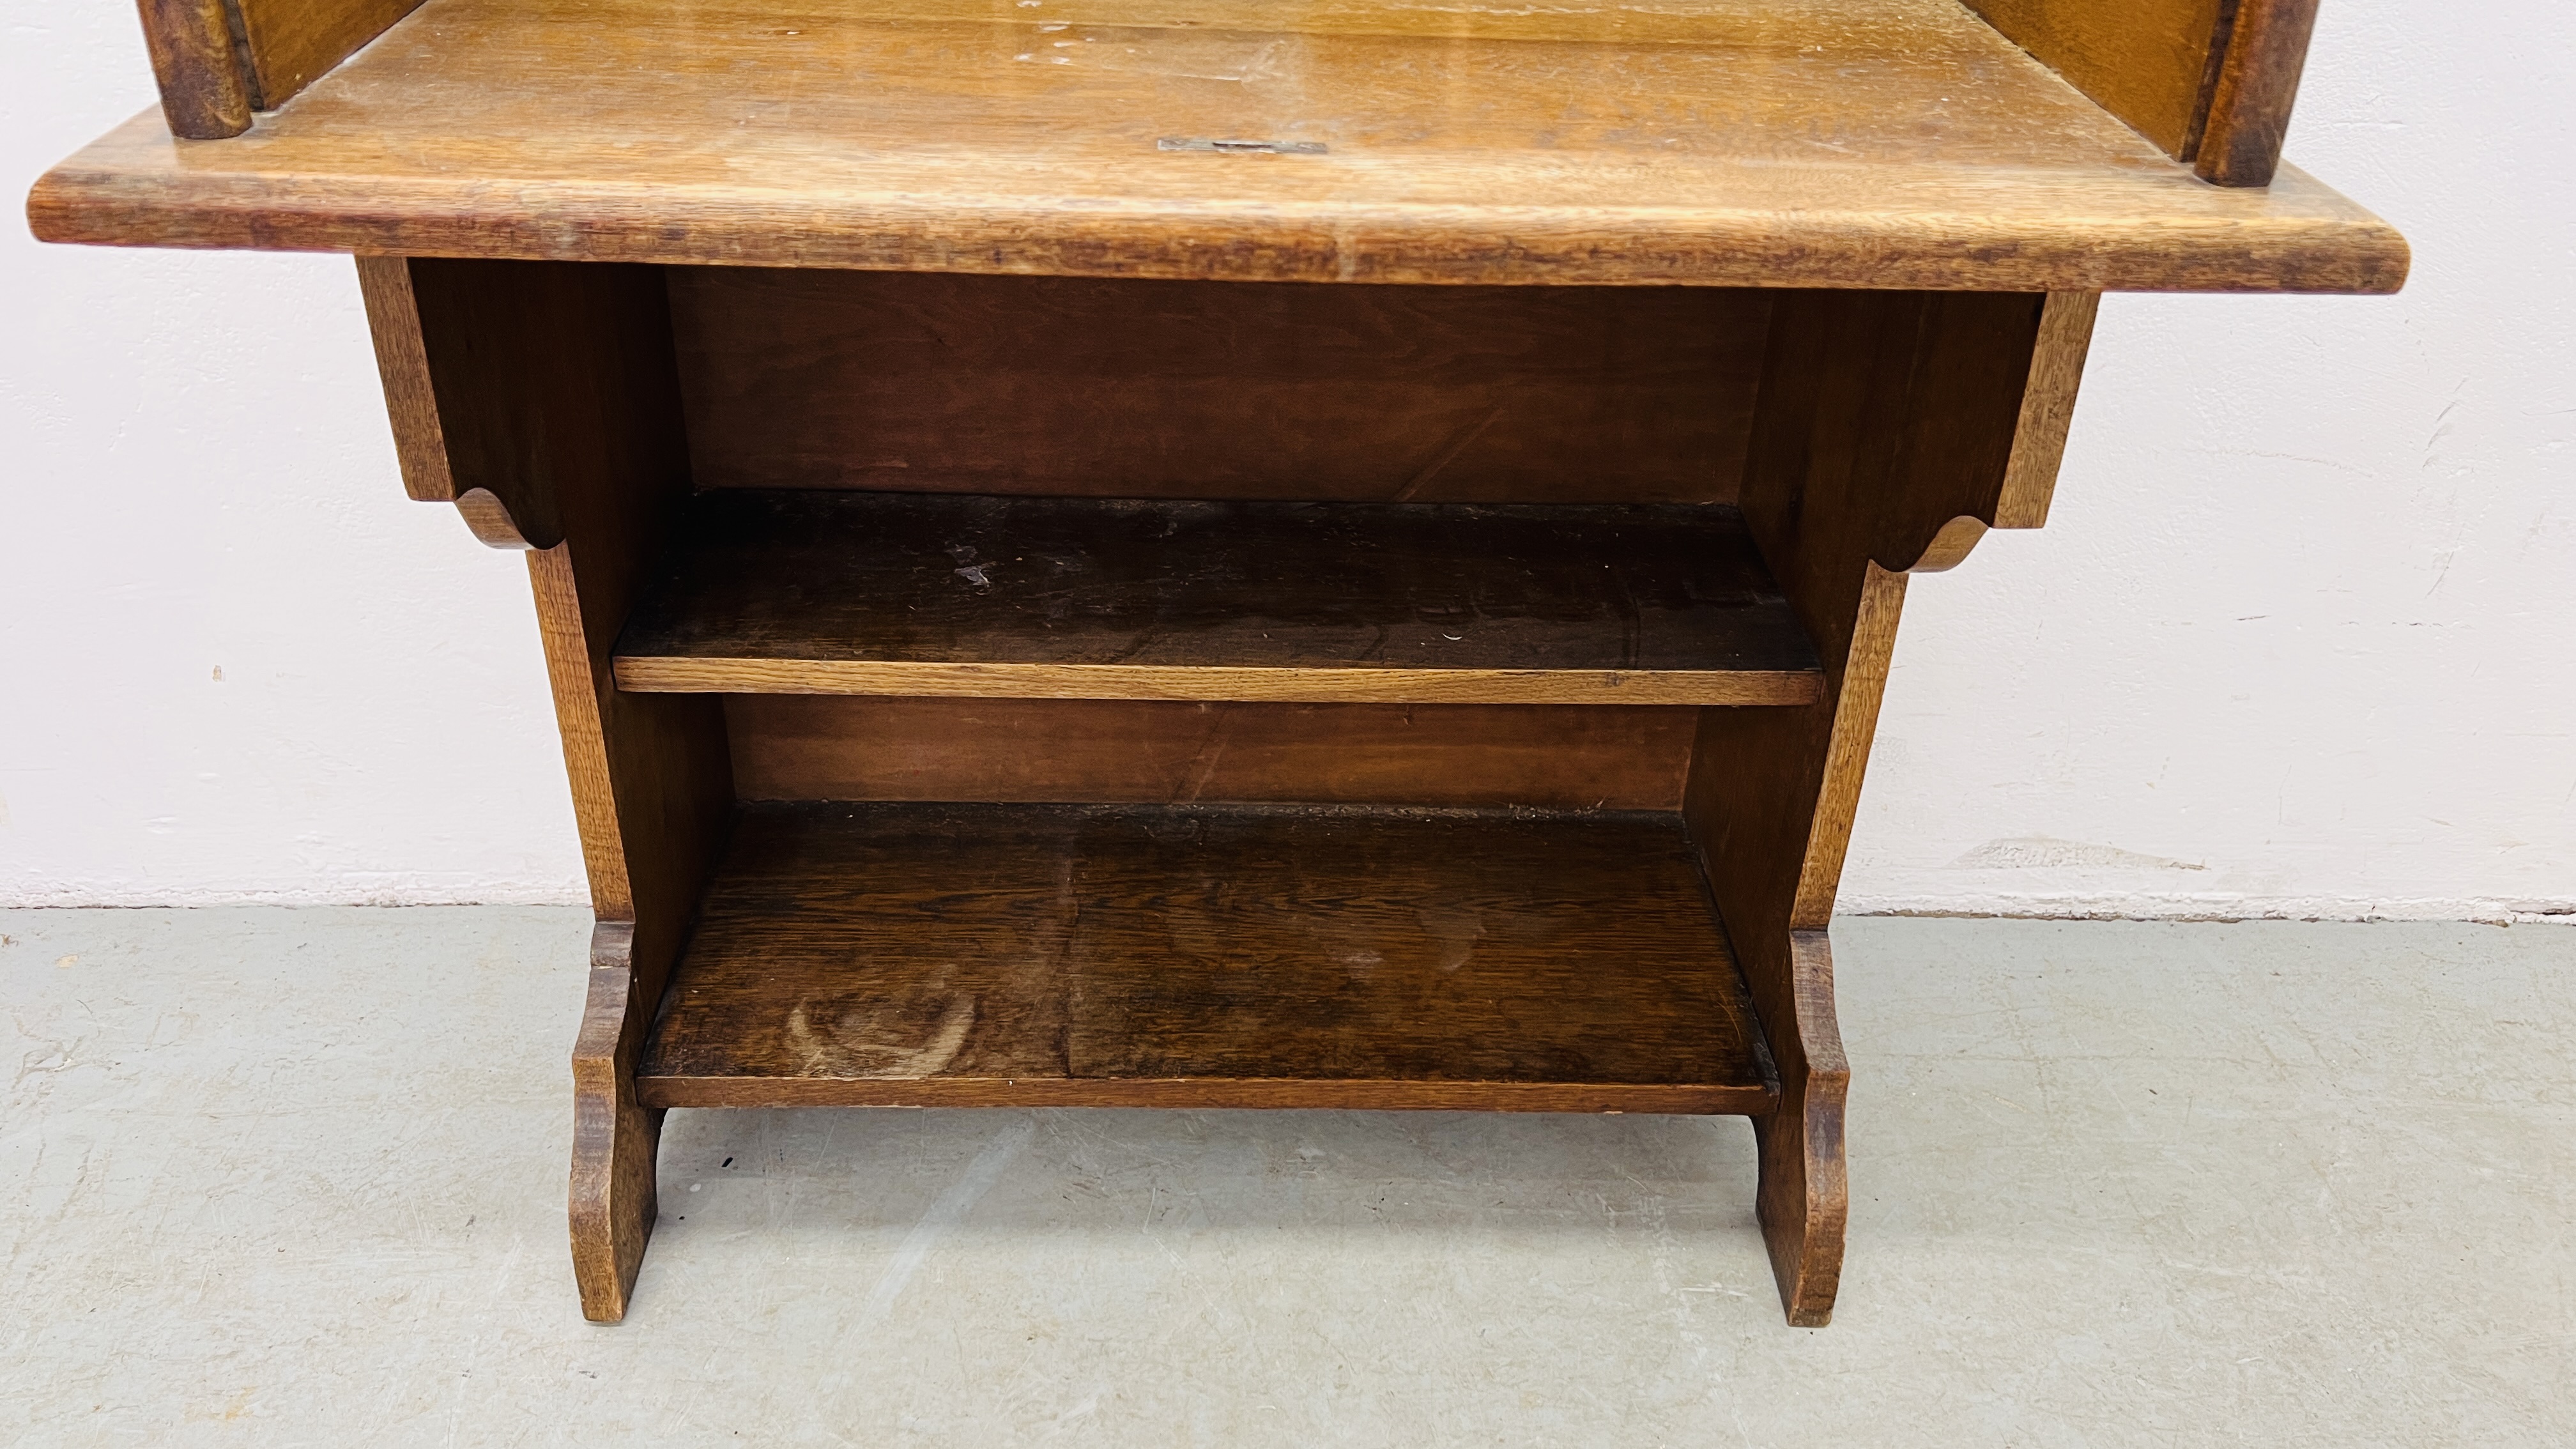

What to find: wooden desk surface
left=31, top=0, right=2405, bottom=290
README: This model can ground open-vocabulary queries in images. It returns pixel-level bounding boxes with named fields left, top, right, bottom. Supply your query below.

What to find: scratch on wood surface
left=1395, top=406, right=1504, bottom=500
left=1176, top=704, right=1238, bottom=802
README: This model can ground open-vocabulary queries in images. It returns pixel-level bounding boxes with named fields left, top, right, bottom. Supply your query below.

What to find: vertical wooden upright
left=357, top=257, right=735, bottom=1319
left=1687, top=290, right=2097, bottom=1321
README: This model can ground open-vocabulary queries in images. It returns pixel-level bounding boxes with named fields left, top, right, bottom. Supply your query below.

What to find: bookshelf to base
left=34, top=0, right=2407, bottom=1338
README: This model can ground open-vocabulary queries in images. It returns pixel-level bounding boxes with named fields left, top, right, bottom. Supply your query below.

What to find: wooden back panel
left=136, top=0, right=424, bottom=137
left=668, top=269, right=1768, bottom=504
left=1961, top=0, right=2320, bottom=185
left=728, top=696, right=1697, bottom=812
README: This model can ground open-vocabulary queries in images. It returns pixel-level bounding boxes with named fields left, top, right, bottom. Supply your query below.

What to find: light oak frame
left=358, top=257, right=2092, bottom=1326
left=36, top=0, right=2395, bottom=1333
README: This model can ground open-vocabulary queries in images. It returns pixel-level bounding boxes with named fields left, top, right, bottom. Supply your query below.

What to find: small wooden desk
left=32, top=0, right=2405, bottom=1325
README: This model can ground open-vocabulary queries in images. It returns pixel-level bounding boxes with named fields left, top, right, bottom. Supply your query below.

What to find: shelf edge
left=28, top=119, right=2411, bottom=295
left=611, top=657, right=1827, bottom=707
left=635, top=1075, right=1776, bottom=1114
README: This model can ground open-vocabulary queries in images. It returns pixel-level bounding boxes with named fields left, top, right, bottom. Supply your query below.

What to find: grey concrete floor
left=2, top=909, right=2568, bottom=1446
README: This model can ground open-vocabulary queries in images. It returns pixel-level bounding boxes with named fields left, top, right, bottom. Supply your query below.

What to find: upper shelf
left=613, top=491, right=1825, bottom=706
left=30, top=0, right=2405, bottom=292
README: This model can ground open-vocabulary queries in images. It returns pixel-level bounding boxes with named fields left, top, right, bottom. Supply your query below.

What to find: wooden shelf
left=636, top=801, right=1777, bottom=1113
left=613, top=491, right=1823, bottom=706
left=29, top=0, right=2404, bottom=291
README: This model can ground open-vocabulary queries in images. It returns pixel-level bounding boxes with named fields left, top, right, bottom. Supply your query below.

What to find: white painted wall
left=3, top=1, right=2569, bottom=917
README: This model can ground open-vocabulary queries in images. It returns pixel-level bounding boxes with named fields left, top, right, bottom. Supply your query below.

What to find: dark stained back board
left=668, top=269, right=1771, bottom=503
left=724, top=696, right=1703, bottom=811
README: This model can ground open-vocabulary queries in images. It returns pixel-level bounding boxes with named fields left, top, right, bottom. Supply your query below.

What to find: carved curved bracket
left=1905, top=515, right=1991, bottom=574
left=354, top=254, right=569, bottom=550
left=451, top=486, right=544, bottom=549
left=1886, top=290, right=2099, bottom=576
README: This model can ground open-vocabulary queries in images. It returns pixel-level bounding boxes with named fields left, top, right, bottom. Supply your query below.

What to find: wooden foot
left=1753, top=930, right=1850, bottom=1326
left=569, top=922, right=664, bottom=1323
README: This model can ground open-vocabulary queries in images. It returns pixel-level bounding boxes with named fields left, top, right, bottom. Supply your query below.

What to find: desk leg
left=1694, top=289, right=2093, bottom=1323
left=1752, top=930, right=1850, bottom=1326
left=570, top=921, right=664, bottom=1321
left=359, top=256, right=733, bottom=1321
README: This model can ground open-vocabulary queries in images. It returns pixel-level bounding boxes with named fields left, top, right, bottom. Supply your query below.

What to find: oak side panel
left=1754, top=930, right=1849, bottom=1323
left=132, top=0, right=254, bottom=139
left=361, top=254, right=732, bottom=974
left=1694, top=289, right=2074, bottom=970
left=1993, top=291, right=2101, bottom=533
left=1963, top=0, right=2326, bottom=187
left=355, top=255, right=561, bottom=547
left=728, top=696, right=1698, bottom=811
left=1687, top=288, right=2085, bottom=1323
left=570, top=921, right=661, bottom=1322
left=669, top=270, right=1765, bottom=502
left=1958, top=0, right=2225, bottom=157
left=359, top=256, right=730, bottom=1322
left=354, top=257, right=461, bottom=502
left=236, top=0, right=427, bottom=111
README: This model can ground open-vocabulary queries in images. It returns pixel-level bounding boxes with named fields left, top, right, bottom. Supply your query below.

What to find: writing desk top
left=31, top=0, right=2406, bottom=290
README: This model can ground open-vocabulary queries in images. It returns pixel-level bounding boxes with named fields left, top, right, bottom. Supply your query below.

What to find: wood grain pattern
left=358, top=255, right=735, bottom=1322
left=132, top=0, right=254, bottom=139
left=1963, top=0, right=2326, bottom=187
left=645, top=1077, right=1752, bottom=1112
left=1753, top=930, right=1848, bottom=1324
left=1959, top=0, right=2226, bottom=157
left=612, top=492, right=1821, bottom=707
left=354, top=256, right=534, bottom=546
left=1910, top=288, right=2102, bottom=569
left=670, top=270, right=1765, bottom=502
left=358, top=254, right=677, bottom=551
left=634, top=661, right=1818, bottom=707
left=234, top=0, right=426, bottom=111
left=569, top=921, right=662, bottom=1324
left=1992, top=291, right=2101, bottom=536
left=1683, top=287, right=2084, bottom=1324
left=131, top=0, right=424, bottom=137
left=2195, top=0, right=2322, bottom=187
left=636, top=802, right=1774, bottom=1114
left=38, top=0, right=2407, bottom=292
left=727, top=696, right=1698, bottom=811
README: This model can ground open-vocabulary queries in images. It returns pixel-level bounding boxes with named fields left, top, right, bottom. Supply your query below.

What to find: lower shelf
left=636, top=802, right=1776, bottom=1114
